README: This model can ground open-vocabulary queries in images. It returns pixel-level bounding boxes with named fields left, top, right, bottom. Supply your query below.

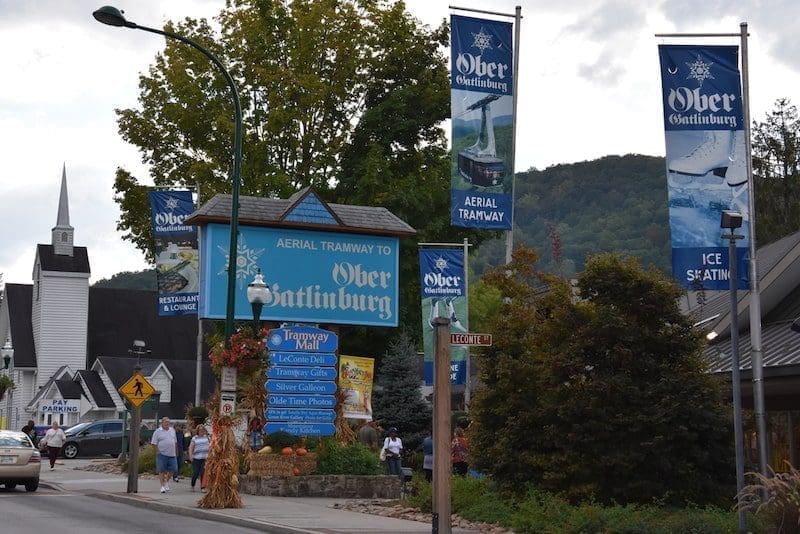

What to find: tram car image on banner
left=457, top=94, right=505, bottom=187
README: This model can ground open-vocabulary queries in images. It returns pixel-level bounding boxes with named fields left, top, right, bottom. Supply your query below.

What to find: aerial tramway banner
left=419, top=249, right=468, bottom=386
left=451, top=14, right=514, bottom=230
left=149, top=190, right=199, bottom=316
left=658, top=45, right=750, bottom=290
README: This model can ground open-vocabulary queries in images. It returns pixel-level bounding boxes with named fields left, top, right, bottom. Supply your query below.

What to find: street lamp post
left=246, top=269, right=270, bottom=332
left=93, top=5, right=243, bottom=349
left=721, top=210, right=746, bottom=533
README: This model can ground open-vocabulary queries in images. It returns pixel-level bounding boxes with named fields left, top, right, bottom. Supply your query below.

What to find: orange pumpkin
left=296, top=447, right=308, bottom=456
left=292, top=467, right=300, bottom=476
left=281, top=447, right=294, bottom=456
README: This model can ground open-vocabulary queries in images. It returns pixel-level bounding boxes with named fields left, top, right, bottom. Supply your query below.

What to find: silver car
left=0, top=430, right=41, bottom=491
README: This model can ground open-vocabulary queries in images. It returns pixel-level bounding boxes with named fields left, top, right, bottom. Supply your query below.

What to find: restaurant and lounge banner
left=659, top=45, right=750, bottom=290
left=149, top=190, right=199, bottom=316
left=339, top=355, right=375, bottom=420
left=419, top=249, right=468, bottom=385
left=450, top=14, right=514, bottom=230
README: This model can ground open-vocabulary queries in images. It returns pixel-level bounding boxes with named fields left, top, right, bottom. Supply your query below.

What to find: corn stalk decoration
left=198, top=414, right=242, bottom=509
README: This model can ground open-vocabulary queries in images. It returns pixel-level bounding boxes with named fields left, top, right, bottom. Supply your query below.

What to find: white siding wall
left=149, top=369, right=171, bottom=404
left=35, top=271, right=89, bottom=389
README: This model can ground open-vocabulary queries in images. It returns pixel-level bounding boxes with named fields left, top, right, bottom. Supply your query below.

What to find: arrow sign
left=266, top=366, right=338, bottom=380
left=269, top=352, right=338, bottom=367
left=266, top=408, right=336, bottom=422
left=268, top=394, right=336, bottom=408
left=450, top=333, right=493, bottom=346
left=264, top=422, right=336, bottom=437
left=266, top=380, right=338, bottom=395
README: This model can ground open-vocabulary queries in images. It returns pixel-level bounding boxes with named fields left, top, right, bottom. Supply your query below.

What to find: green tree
left=371, top=330, right=431, bottom=451
left=92, top=269, right=157, bottom=290
left=751, top=98, right=800, bottom=244
left=470, top=247, right=734, bottom=506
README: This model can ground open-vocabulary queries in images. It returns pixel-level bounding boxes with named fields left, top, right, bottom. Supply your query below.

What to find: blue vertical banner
left=451, top=14, right=514, bottom=230
left=659, top=45, right=750, bottom=290
left=419, top=249, right=468, bottom=385
left=149, top=191, right=199, bottom=316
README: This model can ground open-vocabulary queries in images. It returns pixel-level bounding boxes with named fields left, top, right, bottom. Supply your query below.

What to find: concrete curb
left=88, top=491, right=317, bottom=534
left=38, top=480, right=65, bottom=492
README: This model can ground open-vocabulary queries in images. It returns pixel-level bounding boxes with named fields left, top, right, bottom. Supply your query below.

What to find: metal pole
left=432, top=317, right=452, bottom=534
left=127, top=362, right=143, bottom=494
left=463, top=238, right=471, bottom=408
left=195, top=195, right=203, bottom=407
left=727, top=233, right=746, bottom=533
left=740, top=21, right=769, bottom=480
left=504, top=6, right=522, bottom=264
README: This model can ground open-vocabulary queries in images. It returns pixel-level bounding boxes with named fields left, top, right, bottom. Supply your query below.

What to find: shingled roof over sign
left=185, top=188, right=416, bottom=237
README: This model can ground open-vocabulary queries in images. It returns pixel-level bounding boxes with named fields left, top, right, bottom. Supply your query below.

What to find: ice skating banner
left=419, top=249, right=468, bottom=385
left=149, top=190, right=199, bottom=316
left=451, top=14, right=514, bottom=230
left=658, top=45, right=750, bottom=290
left=339, top=355, right=375, bottom=420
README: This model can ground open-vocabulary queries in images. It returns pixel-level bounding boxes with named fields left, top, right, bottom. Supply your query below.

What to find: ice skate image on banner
left=668, top=130, right=747, bottom=186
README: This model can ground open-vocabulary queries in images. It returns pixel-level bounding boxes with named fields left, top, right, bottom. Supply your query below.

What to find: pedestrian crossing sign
left=119, top=372, right=156, bottom=407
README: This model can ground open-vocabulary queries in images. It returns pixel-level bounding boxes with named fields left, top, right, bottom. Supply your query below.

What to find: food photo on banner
left=450, top=14, right=514, bottom=230
left=419, top=249, right=468, bottom=385
left=149, top=190, right=199, bottom=316
left=338, top=355, right=375, bottom=420
left=658, top=45, right=750, bottom=290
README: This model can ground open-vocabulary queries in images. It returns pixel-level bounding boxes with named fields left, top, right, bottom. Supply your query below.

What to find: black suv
left=61, top=420, right=125, bottom=459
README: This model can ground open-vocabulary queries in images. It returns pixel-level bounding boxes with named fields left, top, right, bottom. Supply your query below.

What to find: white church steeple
left=52, top=163, right=74, bottom=256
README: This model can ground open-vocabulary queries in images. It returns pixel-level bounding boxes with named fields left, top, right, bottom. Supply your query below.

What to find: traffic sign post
left=220, top=392, right=236, bottom=418
left=119, top=371, right=156, bottom=494
left=119, top=372, right=156, bottom=407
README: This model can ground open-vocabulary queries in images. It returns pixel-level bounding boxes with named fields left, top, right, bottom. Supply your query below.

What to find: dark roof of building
left=37, top=244, right=90, bottom=273
left=185, top=189, right=416, bottom=237
left=55, top=379, right=84, bottom=400
left=5, top=284, right=36, bottom=367
left=96, top=356, right=216, bottom=419
left=76, top=369, right=115, bottom=408
left=87, top=287, right=200, bottom=367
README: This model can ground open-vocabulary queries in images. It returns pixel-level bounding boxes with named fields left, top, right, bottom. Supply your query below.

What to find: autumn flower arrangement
left=208, top=326, right=269, bottom=374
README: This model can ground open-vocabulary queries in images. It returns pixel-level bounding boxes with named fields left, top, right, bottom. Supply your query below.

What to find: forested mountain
left=92, top=269, right=157, bottom=290
left=472, top=154, right=671, bottom=278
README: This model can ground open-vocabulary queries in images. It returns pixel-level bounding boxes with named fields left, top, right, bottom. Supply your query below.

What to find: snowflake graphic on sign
left=471, top=27, right=493, bottom=52
left=165, top=196, right=180, bottom=210
left=217, top=234, right=265, bottom=289
left=686, top=56, right=714, bottom=86
left=434, top=256, right=449, bottom=272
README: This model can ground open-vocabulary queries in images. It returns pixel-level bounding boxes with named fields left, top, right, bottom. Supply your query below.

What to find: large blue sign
left=149, top=190, right=199, bottom=316
left=269, top=352, right=338, bottom=367
left=267, top=326, right=338, bottom=353
left=450, top=15, right=515, bottom=230
left=659, top=45, right=750, bottom=290
left=264, top=422, right=336, bottom=437
left=267, top=366, right=338, bottom=380
left=265, top=408, right=336, bottom=422
left=267, top=394, right=336, bottom=408
left=199, top=224, right=399, bottom=326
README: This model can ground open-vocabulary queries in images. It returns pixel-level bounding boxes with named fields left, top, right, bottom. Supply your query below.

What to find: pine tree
left=372, top=331, right=431, bottom=451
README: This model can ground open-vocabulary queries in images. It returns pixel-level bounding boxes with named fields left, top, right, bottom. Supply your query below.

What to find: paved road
left=0, top=489, right=263, bottom=533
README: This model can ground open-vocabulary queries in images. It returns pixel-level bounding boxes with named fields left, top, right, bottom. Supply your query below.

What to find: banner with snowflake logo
left=450, top=15, right=514, bottom=230
left=149, top=190, right=199, bottom=316
left=658, top=45, right=750, bottom=290
left=419, top=249, right=468, bottom=385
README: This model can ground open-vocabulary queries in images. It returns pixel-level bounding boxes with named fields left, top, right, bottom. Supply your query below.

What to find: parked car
left=61, top=419, right=154, bottom=459
left=0, top=430, right=41, bottom=491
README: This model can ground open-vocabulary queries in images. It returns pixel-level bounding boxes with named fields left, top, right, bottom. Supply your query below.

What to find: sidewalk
left=40, top=460, right=478, bottom=533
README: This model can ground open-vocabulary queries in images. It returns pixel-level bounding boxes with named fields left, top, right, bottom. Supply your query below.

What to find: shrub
left=405, top=474, right=432, bottom=512
left=265, top=431, right=297, bottom=450
left=738, top=463, right=800, bottom=532
left=451, top=476, right=514, bottom=525
left=315, top=440, right=383, bottom=475
left=186, top=405, right=209, bottom=426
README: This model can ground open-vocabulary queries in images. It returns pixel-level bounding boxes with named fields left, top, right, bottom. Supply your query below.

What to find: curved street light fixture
left=246, top=269, right=270, bottom=331
left=93, top=5, right=243, bottom=349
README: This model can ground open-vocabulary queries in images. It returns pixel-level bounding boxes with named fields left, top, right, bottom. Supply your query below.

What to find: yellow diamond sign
left=119, top=372, right=156, bottom=407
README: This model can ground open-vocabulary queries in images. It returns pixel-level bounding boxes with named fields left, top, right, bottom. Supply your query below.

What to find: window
left=61, top=231, right=68, bottom=242
left=83, top=424, right=104, bottom=435
left=102, top=422, right=122, bottom=433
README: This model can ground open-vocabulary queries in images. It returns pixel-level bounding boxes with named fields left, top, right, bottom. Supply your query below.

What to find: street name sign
left=450, top=333, right=493, bottom=346
left=119, top=372, right=156, bottom=408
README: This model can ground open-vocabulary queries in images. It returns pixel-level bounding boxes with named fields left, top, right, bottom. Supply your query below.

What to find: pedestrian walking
left=188, top=424, right=210, bottom=492
left=173, top=423, right=186, bottom=482
left=21, top=419, right=38, bottom=447
left=151, top=417, right=178, bottom=493
left=451, top=427, right=469, bottom=476
left=382, top=427, right=403, bottom=479
left=422, top=428, right=434, bottom=482
left=41, top=421, right=66, bottom=470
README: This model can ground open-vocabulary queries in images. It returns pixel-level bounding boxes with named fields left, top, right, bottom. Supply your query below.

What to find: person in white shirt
left=41, top=421, right=67, bottom=470
left=151, top=417, right=178, bottom=493
left=188, top=424, right=210, bottom=492
left=382, top=427, right=403, bottom=478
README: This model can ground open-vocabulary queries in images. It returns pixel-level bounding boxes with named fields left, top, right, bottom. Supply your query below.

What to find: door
left=100, top=422, right=123, bottom=456
left=77, top=423, right=105, bottom=456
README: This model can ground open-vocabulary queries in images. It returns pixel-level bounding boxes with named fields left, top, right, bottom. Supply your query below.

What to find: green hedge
left=315, top=440, right=384, bottom=475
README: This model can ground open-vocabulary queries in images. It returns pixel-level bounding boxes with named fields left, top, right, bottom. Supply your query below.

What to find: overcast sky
left=1, top=0, right=799, bottom=286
